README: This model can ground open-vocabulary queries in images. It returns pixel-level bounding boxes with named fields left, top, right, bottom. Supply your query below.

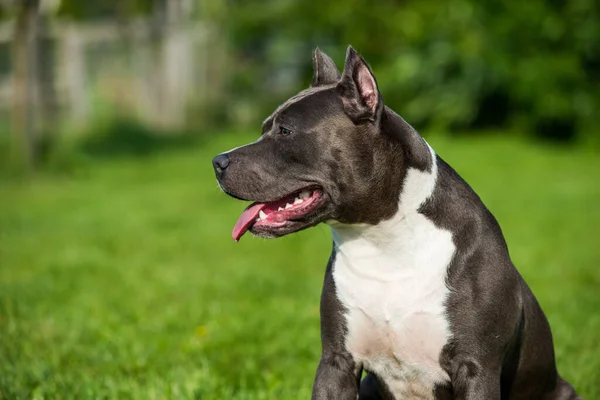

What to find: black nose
left=212, top=153, right=230, bottom=178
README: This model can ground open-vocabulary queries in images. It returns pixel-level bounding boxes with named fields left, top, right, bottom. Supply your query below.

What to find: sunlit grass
left=1, top=132, right=598, bottom=399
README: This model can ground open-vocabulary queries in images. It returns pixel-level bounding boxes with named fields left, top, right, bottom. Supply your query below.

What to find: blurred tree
left=5, top=0, right=597, bottom=150
left=57, top=0, right=152, bottom=20
left=11, top=0, right=39, bottom=171
left=36, top=4, right=59, bottom=160
left=8, top=0, right=60, bottom=171
left=219, top=0, right=600, bottom=143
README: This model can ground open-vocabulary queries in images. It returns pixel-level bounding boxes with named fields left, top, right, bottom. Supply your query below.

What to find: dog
left=212, top=46, right=581, bottom=399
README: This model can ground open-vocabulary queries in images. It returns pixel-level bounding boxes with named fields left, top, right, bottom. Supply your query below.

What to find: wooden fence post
left=60, top=23, right=87, bottom=127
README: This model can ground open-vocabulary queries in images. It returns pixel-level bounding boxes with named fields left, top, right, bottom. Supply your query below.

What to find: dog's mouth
left=232, top=187, right=326, bottom=241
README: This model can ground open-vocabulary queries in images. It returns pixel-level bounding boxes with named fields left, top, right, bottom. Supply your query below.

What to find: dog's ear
left=337, top=46, right=382, bottom=123
left=312, top=48, right=341, bottom=87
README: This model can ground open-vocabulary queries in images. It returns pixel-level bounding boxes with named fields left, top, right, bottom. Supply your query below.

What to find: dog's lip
left=232, top=186, right=326, bottom=241
left=229, top=184, right=323, bottom=204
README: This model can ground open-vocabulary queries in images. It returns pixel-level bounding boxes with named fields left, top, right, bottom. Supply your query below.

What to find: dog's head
left=213, top=47, right=411, bottom=241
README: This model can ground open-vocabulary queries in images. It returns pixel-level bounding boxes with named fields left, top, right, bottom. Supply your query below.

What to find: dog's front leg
left=451, top=360, right=501, bottom=400
left=312, top=352, right=361, bottom=399
left=312, top=252, right=361, bottom=400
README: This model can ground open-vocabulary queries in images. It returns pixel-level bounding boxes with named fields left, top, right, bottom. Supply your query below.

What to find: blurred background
left=0, top=0, right=598, bottom=399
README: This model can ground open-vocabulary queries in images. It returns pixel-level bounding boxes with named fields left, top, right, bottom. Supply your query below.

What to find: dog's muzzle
left=212, top=153, right=230, bottom=180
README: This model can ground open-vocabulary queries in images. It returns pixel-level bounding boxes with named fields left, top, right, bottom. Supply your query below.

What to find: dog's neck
left=380, top=107, right=433, bottom=174
left=330, top=117, right=438, bottom=259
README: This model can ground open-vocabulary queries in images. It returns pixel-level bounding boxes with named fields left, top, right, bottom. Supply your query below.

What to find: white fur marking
left=330, top=145, right=454, bottom=398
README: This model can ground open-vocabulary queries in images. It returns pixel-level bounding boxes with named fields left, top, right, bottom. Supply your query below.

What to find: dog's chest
left=332, top=213, right=455, bottom=398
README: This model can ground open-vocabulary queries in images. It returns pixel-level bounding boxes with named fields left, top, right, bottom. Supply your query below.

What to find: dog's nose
left=212, top=154, right=230, bottom=178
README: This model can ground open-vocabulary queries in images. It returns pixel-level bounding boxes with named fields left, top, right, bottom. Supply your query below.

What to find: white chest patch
left=330, top=146, right=455, bottom=398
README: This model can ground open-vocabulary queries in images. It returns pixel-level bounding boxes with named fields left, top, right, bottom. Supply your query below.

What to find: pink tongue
left=232, top=203, right=265, bottom=242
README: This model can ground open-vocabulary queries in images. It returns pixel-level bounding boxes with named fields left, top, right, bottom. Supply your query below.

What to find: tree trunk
left=36, top=13, right=59, bottom=158
left=11, top=0, right=40, bottom=172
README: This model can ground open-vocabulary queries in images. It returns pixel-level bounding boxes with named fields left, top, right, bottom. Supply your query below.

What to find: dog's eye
left=279, top=126, right=292, bottom=136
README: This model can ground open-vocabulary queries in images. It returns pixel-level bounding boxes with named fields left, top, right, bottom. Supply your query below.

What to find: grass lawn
left=1, top=132, right=599, bottom=399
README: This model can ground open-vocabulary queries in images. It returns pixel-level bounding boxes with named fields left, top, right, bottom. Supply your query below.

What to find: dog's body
left=213, top=47, right=580, bottom=399
left=327, top=146, right=453, bottom=398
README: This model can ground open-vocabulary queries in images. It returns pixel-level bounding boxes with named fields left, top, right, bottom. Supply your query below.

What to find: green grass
left=1, top=133, right=599, bottom=399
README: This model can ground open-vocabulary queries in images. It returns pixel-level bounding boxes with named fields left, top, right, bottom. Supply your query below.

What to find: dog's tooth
left=299, top=190, right=311, bottom=199
left=294, top=197, right=302, bottom=205
left=259, top=210, right=267, bottom=219
left=285, top=203, right=293, bottom=209
left=278, top=207, right=284, bottom=211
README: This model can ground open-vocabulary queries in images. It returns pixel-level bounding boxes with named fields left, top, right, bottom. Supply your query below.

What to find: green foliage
left=1, top=132, right=599, bottom=398
left=57, top=0, right=152, bottom=19
left=222, top=0, right=600, bottom=142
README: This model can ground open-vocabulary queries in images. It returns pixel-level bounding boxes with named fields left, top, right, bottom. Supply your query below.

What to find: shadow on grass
left=0, top=118, right=220, bottom=179
left=78, top=118, right=203, bottom=159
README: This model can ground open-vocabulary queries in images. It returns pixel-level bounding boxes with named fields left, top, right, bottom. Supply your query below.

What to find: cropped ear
left=311, top=48, right=341, bottom=87
left=336, top=46, right=382, bottom=123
